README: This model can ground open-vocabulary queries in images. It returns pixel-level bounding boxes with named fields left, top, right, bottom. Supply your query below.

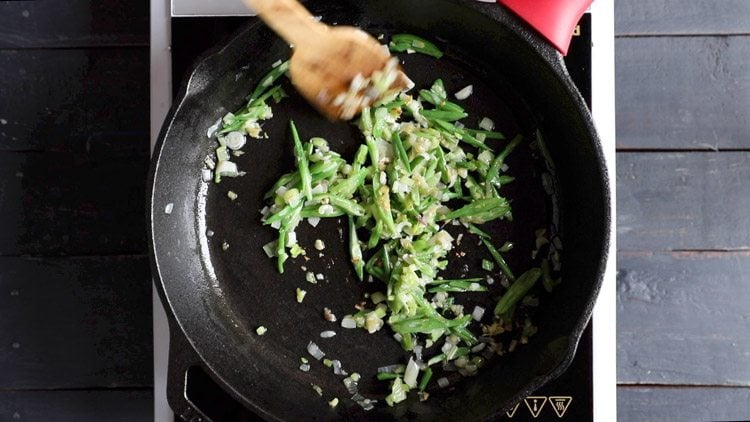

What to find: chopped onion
left=471, top=342, right=487, bottom=353
left=414, top=345, right=423, bottom=362
left=206, top=118, right=222, bottom=138
left=299, top=363, right=311, bottom=372
left=332, top=359, right=347, bottom=376
left=201, top=169, right=212, bottom=182
left=307, top=341, right=325, bottom=360
left=343, top=376, right=359, bottom=394
left=341, top=316, right=357, bottom=329
left=320, top=330, right=336, bottom=338
left=262, top=240, right=277, bottom=258
left=454, top=85, right=473, bottom=100
left=164, top=203, right=174, bottom=215
left=479, top=117, right=495, bottom=131
left=215, top=160, right=239, bottom=177
left=370, top=291, right=386, bottom=305
left=225, top=131, right=246, bottom=150
left=296, top=288, right=307, bottom=303
left=318, top=204, right=334, bottom=215
left=364, top=312, right=384, bottom=333
left=437, top=377, right=450, bottom=388
left=305, top=272, right=316, bottom=284
left=378, top=364, right=405, bottom=375
left=311, top=384, right=323, bottom=396
left=307, top=217, right=321, bottom=227
left=471, top=305, right=486, bottom=322
left=403, top=357, right=420, bottom=388
left=286, top=230, right=297, bottom=246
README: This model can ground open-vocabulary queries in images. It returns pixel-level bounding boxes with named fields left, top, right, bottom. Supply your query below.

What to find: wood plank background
left=0, top=0, right=153, bottom=419
left=615, top=0, right=750, bottom=419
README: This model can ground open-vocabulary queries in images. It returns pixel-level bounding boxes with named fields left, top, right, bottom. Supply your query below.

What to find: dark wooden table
left=615, top=0, right=750, bottom=419
left=1, top=0, right=748, bottom=420
left=0, top=1, right=153, bottom=420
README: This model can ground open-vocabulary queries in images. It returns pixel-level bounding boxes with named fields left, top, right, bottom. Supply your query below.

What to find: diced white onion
left=479, top=117, right=495, bottom=131
left=307, top=217, right=321, bottom=227
left=332, top=359, right=347, bottom=376
left=286, top=230, right=297, bottom=246
left=262, top=241, right=277, bottom=258
left=377, top=364, right=403, bottom=374
left=343, top=377, right=359, bottom=394
left=370, top=291, right=386, bottom=304
left=472, top=305, right=486, bottom=321
left=471, top=342, right=487, bottom=353
left=164, top=203, right=174, bottom=214
left=318, top=204, right=334, bottom=215
left=341, top=316, right=357, bottom=329
left=437, top=377, right=450, bottom=388
left=206, top=118, right=222, bottom=138
left=320, top=330, right=336, bottom=338
left=307, top=341, right=325, bottom=360
left=215, top=160, right=238, bottom=177
left=403, top=357, right=419, bottom=388
left=299, top=363, right=311, bottom=372
left=454, top=85, right=474, bottom=100
left=225, top=131, right=246, bottom=150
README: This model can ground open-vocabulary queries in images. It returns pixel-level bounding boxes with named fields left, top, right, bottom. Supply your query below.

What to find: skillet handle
left=166, top=323, right=211, bottom=422
left=496, top=0, right=592, bottom=55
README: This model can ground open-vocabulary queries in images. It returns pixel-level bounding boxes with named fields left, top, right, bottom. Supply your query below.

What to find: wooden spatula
left=244, top=0, right=412, bottom=120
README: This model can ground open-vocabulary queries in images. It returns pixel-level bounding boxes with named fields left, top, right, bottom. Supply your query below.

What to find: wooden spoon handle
left=243, top=0, right=326, bottom=47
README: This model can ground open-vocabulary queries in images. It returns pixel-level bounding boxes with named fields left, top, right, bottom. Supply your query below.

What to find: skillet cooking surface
left=149, top=0, right=609, bottom=420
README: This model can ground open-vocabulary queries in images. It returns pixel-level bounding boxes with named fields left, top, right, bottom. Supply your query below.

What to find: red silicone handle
left=497, top=0, right=592, bottom=55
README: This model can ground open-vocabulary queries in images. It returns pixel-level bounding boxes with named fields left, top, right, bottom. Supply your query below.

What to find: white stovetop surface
left=150, top=1, right=616, bottom=420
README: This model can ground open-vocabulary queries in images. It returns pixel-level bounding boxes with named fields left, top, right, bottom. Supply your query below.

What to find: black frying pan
left=149, top=0, right=609, bottom=420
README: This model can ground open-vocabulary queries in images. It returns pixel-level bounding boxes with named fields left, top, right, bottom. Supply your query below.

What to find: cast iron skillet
left=149, top=0, right=610, bottom=420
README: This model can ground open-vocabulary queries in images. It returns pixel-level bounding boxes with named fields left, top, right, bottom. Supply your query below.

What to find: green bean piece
left=391, top=131, right=411, bottom=172
left=482, top=238, right=515, bottom=281
left=494, top=268, right=542, bottom=315
left=464, top=128, right=505, bottom=140
left=389, top=34, right=444, bottom=58
left=290, top=121, right=312, bottom=201
left=247, top=60, right=289, bottom=104
left=427, top=280, right=488, bottom=293
left=421, top=109, right=468, bottom=122
left=276, top=227, right=288, bottom=274
left=377, top=372, right=401, bottom=381
left=419, top=367, right=433, bottom=391
left=444, top=197, right=511, bottom=224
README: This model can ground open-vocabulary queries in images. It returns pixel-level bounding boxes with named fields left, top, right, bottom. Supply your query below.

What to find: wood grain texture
left=617, top=251, right=750, bottom=385
left=0, top=256, right=152, bottom=388
left=615, top=36, right=750, bottom=150
left=618, top=152, right=750, bottom=250
left=0, top=389, right=152, bottom=422
left=618, top=386, right=750, bottom=421
left=0, top=48, right=149, bottom=154
left=0, top=152, right=148, bottom=256
left=615, top=0, right=750, bottom=36
left=0, top=0, right=148, bottom=48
